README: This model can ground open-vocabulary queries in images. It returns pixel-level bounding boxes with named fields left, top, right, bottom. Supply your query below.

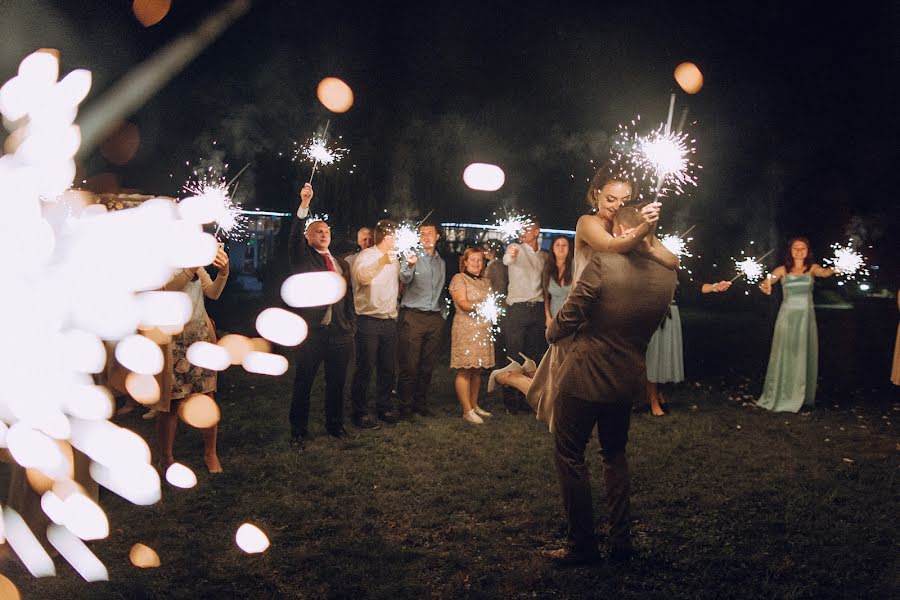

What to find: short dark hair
left=374, top=219, right=398, bottom=245
left=612, top=206, right=643, bottom=230
left=418, top=220, right=440, bottom=235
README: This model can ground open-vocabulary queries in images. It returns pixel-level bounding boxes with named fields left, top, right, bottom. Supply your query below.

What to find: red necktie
left=321, top=252, right=335, bottom=272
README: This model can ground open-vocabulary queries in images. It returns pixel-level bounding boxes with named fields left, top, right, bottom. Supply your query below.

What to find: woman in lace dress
left=449, top=247, right=495, bottom=425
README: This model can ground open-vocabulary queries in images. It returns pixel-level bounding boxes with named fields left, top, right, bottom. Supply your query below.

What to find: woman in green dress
left=756, top=238, right=834, bottom=412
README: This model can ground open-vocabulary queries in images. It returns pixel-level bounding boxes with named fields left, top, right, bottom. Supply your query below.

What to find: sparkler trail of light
left=182, top=168, right=248, bottom=241
left=294, top=120, right=349, bottom=183
left=823, top=241, right=870, bottom=281
left=730, top=248, right=776, bottom=283
left=492, top=212, right=534, bottom=242
left=393, top=222, right=423, bottom=259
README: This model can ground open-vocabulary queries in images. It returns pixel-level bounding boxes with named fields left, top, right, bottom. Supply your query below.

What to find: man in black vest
left=287, top=183, right=356, bottom=447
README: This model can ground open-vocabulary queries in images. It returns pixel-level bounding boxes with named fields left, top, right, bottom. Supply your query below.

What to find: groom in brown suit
left=543, top=206, right=677, bottom=565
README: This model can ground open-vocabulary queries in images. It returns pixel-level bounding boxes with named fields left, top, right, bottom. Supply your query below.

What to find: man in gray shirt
left=397, top=221, right=446, bottom=418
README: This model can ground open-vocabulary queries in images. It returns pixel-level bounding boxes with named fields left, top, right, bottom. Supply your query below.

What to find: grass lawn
left=3, top=339, right=897, bottom=599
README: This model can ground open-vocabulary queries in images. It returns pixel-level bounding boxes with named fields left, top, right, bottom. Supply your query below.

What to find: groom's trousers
left=552, top=395, right=632, bottom=551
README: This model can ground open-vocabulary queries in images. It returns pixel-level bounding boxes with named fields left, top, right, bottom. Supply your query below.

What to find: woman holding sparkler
left=156, top=247, right=230, bottom=472
left=756, top=238, right=834, bottom=412
left=449, top=247, right=495, bottom=424
left=491, top=165, right=679, bottom=427
left=543, top=235, right=573, bottom=326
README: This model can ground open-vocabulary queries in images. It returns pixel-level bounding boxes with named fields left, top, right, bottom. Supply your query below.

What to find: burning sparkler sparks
left=823, top=241, right=870, bottom=281
left=393, top=222, right=423, bottom=259
left=181, top=167, right=248, bottom=241
left=609, top=116, right=700, bottom=199
left=293, top=120, right=348, bottom=183
left=302, top=213, right=329, bottom=233
left=730, top=248, right=775, bottom=284
left=492, top=213, right=534, bottom=242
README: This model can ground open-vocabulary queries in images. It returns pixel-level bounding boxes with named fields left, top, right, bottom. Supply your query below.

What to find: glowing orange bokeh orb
left=129, top=543, right=161, bottom=568
left=132, top=0, right=171, bottom=27
left=316, top=77, right=354, bottom=113
left=178, top=394, right=221, bottom=429
left=674, top=62, right=703, bottom=94
left=0, top=575, right=21, bottom=600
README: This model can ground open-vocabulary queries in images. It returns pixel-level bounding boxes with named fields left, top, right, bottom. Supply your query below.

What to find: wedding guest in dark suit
left=287, top=183, right=356, bottom=447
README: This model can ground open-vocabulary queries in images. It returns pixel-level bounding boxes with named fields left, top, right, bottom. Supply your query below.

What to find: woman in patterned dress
left=449, top=247, right=495, bottom=425
left=156, top=247, right=229, bottom=472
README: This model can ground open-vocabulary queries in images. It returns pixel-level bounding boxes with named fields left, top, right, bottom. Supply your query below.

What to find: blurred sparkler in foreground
left=823, top=241, right=870, bottom=281
left=0, top=50, right=295, bottom=581
left=294, top=120, right=348, bottom=183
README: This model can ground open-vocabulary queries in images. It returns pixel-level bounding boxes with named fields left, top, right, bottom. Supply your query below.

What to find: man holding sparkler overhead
left=287, top=183, right=357, bottom=446
left=502, top=220, right=547, bottom=414
left=397, top=221, right=447, bottom=419
left=351, top=219, right=402, bottom=428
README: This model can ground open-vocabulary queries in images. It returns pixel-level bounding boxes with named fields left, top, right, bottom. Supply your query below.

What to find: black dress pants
left=290, top=325, right=353, bottom=435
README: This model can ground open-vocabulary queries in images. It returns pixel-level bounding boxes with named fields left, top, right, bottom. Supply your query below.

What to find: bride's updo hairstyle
left=585, top=161, right=638, bottom=212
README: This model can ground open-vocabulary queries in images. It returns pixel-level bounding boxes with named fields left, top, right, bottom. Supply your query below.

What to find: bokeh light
left=674, top=62, right=703, bottom=94
left=242, top=351, right=288, bottom=376
left=132, top=0, right=172, bottom=27
left=178, top=394, right=221, bottom=429
left=124, top=372, right=161, bottom=405
left=129, top=543, right=161, bottom=568
left=255, top=308, right=308, bottom=347
left=217, top=334, right=253, bottom=365
left=316, top=77, right=354, bottom=113
left=165, top=462, right=198, bottom=489
left=280, top=271, right=346, bottom=308
left=235, top=523, right=270, bottom=554
left=463, top=163, right=505, bottom=191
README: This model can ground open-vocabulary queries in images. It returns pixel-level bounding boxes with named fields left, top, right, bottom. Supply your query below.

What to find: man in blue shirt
left=397, top=221, right=446, bottom=418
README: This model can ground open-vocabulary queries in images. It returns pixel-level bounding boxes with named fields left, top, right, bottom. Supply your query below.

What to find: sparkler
left=659, top=224, right=696, bottom=259
left=467, top=292, right=506, bottom=367
left=294, top=119, right=348, bottom=183
left=302, top=213, right=329, bottom=234
left=730, top=248, right=775, bottom=283
left=823, top=241, right=870, bottom=281
left=492, top=212, right=534, bottom=242
left=182, top=168, right=248, bottom=241
left=393, top=222, right=423, bottom=259
left=609, top=115, right=700, bottom=200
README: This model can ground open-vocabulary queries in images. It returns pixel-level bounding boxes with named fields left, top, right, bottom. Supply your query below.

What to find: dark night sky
left=2, top=0, right=897, bottom=281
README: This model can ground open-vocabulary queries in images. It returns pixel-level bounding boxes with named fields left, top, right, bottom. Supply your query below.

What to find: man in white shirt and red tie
left=287, top=183, right=357, bottom=447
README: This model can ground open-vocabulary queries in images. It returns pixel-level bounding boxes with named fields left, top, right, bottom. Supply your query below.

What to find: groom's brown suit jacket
left=547, top=251, right=677, bottom=405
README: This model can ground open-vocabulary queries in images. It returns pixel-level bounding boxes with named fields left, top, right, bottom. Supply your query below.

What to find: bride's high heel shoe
left=488, top=359, right=523, bottom=393
left=517, top=352, right=538, bottom=376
